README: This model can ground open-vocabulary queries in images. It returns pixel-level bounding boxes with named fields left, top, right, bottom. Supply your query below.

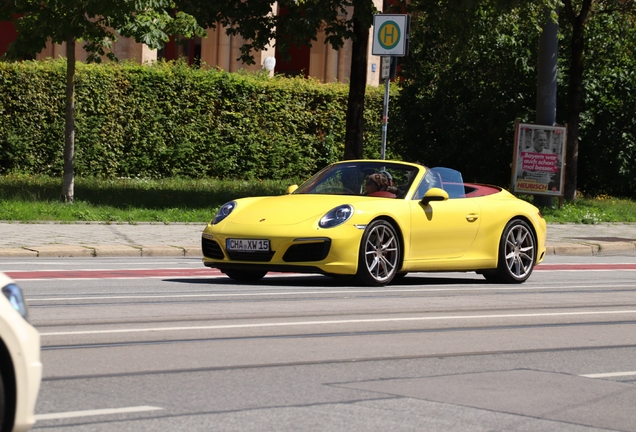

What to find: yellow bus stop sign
left=372, top=14, right=410, bottom=57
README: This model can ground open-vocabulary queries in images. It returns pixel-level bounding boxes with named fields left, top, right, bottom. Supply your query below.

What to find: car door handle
left=466, top=213, right=479, bottom=222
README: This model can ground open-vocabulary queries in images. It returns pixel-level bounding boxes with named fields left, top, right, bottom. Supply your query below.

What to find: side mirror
left=286, top=185, right=299, bottom=194
left=420, top=187, right=449, bottom=206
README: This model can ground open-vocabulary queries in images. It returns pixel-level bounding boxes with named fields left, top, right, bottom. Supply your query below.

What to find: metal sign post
left=380, top=56, right=395, bottom=160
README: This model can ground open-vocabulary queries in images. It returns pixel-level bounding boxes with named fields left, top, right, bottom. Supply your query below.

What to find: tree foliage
left=395, top=3, right=543, bottom=184
left=3, top=0, right=636, bottom=199
left=396, top=0, right=636, bottom=199
left=178, top=0, right=353, bottom=64
left=0, top=0, right=204, bottom=203
left=572, top=4, right=636, bottom=197
left=0, top=0, right=203, bottom=61
left=177, top=0, right=378, bottom=160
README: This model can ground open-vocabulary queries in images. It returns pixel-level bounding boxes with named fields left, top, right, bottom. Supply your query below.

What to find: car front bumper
left=201, top=222, right=365, bottom=276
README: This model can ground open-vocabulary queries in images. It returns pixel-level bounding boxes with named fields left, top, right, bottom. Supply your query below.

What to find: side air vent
left=202, top=237, right=224, bottom=259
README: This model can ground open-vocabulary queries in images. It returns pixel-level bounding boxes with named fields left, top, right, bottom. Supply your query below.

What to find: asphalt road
left=3, top=254, right=636, bottom=431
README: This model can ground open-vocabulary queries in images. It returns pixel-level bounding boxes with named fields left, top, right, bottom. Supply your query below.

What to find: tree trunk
left=563, top=0, right=592, bottom=201
left=343, top=9, right=370, bottom=160
left=62, top=38, right=76, bottom=203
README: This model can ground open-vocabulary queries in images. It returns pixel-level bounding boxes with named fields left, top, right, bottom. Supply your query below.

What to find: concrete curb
left=546, top=241, right=636, bottom=256
left=1, top=242, right=634, bottom=258
left=0, top=248, right=39, bottom=258
left=0, top=245, right=203, bottom=258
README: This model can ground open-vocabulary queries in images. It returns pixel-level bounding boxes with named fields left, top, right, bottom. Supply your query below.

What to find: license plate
left=226, top=238, right=270, bottom=251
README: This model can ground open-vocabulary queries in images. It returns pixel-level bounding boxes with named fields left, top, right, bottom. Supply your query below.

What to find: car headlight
left=2, top=283, right=28, bottom=321
left=319, top=205, right=354, bottom=228
left=212, top=201, right=237, bottom=225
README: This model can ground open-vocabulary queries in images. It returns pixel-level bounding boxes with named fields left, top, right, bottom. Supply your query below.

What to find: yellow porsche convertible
left=202, top=160, right=547, bottom=285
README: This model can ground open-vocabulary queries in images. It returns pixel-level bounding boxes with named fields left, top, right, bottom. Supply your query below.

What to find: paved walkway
left=0, top=222, right=635, bottom=258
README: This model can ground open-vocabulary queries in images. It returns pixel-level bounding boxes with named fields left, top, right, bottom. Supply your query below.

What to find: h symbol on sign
left=382, top=26, right=396, bottom=44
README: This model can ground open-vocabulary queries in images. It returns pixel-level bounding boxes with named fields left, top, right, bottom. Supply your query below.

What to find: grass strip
left=1, top=175, right=635, bottom=224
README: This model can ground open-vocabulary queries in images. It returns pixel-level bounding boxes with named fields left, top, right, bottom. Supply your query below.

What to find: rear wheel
left=485, top=219, right=536, bottom=283
left=356, top=220, right=401, bottom=286
left=223, top=270, right=267, bottom=282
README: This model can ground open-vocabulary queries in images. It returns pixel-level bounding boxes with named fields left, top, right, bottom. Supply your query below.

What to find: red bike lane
left=5, top=263, right=636, bottom=280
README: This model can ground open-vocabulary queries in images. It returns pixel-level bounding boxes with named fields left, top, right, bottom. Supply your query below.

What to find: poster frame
left=511, top=121, right=567, bottom=198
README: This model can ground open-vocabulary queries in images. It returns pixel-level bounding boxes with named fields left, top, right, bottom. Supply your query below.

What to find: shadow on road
left=164, top=273, right=490, bottom=287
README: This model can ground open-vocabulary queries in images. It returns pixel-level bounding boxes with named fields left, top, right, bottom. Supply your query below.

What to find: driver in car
left=365, top=173, right=398, bottom=198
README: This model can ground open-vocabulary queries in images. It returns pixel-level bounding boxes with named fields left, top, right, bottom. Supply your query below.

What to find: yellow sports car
left=202, top=160, right=547, bottom=285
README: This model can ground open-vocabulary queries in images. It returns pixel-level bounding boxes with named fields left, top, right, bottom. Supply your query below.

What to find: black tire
left=223, top=270, right=267, bottom=282
left=485, top=219, right=536, bottom=283
left=356, top=220, right=401, bottom=286
left=0, top=367, right=4, bottom=432
left=0, top=362, right=11, bottom=432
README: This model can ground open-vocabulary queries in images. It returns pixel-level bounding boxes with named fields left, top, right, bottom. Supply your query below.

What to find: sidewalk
left=0, top=222, right=635, bottom=258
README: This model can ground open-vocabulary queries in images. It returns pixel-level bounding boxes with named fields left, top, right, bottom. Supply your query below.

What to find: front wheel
left=485, top=219, right=536, bottom=283
left=356, top=220, right=401, bottom=286
left=223, top=270, right=267, bottom=282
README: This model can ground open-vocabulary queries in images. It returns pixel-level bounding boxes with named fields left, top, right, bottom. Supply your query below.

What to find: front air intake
left=283, top=241, right=331, bottom=262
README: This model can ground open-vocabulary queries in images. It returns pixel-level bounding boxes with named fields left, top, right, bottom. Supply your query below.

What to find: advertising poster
left=512, top=122, right=567, bottom=197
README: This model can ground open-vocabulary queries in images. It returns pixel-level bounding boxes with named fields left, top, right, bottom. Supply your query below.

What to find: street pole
left=381, top=74, right=390, bottom=160
left=535, top=6, right=559, bottom=208
left=380, top=56, right=394, bottom=160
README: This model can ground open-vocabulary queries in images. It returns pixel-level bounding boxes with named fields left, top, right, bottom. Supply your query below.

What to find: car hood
left=228, top=194, right=363, bottom=226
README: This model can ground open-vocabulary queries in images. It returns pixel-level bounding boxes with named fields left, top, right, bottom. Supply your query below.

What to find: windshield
left=294, top=162, right=422, bottom=199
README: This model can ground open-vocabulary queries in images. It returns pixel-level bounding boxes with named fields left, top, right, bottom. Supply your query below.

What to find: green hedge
left=0, top=60, right=392, bottom=180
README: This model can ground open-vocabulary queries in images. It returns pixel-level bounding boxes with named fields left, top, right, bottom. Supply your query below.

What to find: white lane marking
left=18, top=273, right=308, bottom=282
left=6, top=260, right=200, bottom=264
left=19, top=276, right=221, bottom=282
left=11, top=272, right=305, bottom=282
left=26, top=283, right=636, bottom=302
left=39, top=309, right=636, bottom=337
left=543, top=270, right=636, bottom=272
left=35, top=405, right=163, bottom=421
left=581, top=371, right=636, bottom=378
left=537, top=263, right=636, bottom=267
left=2, top=261, right=205, bottom=273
